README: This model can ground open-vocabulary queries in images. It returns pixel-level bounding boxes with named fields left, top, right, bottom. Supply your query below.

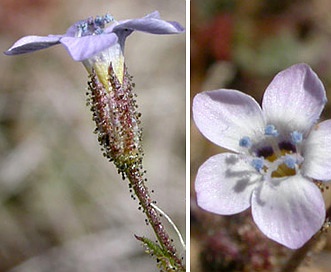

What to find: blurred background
left=0, top=0, right=185, bottom=271
left=191, top=0, right=331, bottom=271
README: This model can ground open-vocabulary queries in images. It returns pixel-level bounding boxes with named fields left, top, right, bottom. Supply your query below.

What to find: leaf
left=135, top=235, right=185, bottom=272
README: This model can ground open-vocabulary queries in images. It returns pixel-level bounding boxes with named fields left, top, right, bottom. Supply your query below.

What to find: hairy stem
left=151, top=202, right=186, bottom=251
left=125, top=166, right=185, bottom=271
left=87, top=64, right=185, bottom=271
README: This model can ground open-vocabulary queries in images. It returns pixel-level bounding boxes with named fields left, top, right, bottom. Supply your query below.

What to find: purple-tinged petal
left=262, top=63, right=327, bottom=133
left=252, top=175, right=325, bottom=249
left=4, top=35, right=61, bottom=55
left=60, top=33, right=118, bottom=61
left=143, top=11, right=162, bottom=19
left=112, top=11, right=184, bottom=35
left=193, top=89, right=265, bottom=153
left=302, top=120, right=331, bottom=180
left=64, top=20, right=86, bottom=37
left=195, top=153, right=261, bottom=215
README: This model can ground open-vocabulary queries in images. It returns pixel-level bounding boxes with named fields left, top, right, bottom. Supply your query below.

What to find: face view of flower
left=193, top=63, right=331, bottom=249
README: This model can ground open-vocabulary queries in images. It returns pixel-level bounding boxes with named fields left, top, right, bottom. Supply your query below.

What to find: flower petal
left=4, top=35, right=61, bottom=55
left=252, top=175, right=325, bottom=249
left=142, top=10, right=162, bottom=19
left=302, top=120, right=331, bottom=180
left=112, top=11, right=184, bottom=35
left=64, top=20, right=86, bottom=37
left=192, top=89, right=265, bottom=152
left=262, top=63, right=327, bottom=133
left=195, top=153, right=261, bottom=215
left=60, top=33, right=118, bottom=61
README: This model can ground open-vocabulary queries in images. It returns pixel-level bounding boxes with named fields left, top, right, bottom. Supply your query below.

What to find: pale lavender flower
left=193, top=63, right=331, bottom=249
left=4, top=11, right=184, bottom=82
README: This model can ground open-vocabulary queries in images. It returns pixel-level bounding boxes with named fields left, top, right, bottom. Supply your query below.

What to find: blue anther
left=291, top=131, right=303, bottom=144
left=284, top=155, right=296, bottom=169
left=87, top=17, right=94, bottom=26
left=265, top=124, right=279, bottom=137
left=77, top=22, right=88, bottom=36
left=252, top=158, right=264, bottom=172
left=239, top=136, right=252, bottom=148
left=95, top=16, right=103, bottom=26
left=104, top=14, right=114, bottom=23
left=82, top=22, right=88, bottom=31
left=94, top=28, right=103, bottom=35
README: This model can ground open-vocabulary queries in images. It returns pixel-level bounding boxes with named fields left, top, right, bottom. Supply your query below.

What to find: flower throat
left=240, top=124, right=304, bottom=179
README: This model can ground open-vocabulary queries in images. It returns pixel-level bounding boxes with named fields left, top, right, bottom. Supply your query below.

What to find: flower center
left=76, top=14, right=114, bottom=37
left=240, top=124, right=304, bottom=179
left=77, top=14, right=125, bottom=84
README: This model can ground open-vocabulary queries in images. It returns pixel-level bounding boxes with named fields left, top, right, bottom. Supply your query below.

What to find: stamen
left=87, top=17, right=94, bottom=26
left=239, top=136, right=252, bottom=148
left=94, top=14, right=114, bottom=29
left=77, top=22, right=88, bottom=37
left=104, top=14, right=114, bottom=23
left=265, top=124, right=279, bottom=137
left=252, top=158, right=264, bottom=172
left=76, top=14, right=114, bottom=37
left=94, top=16, right=104, bottom=27
left=81, top=22, right=88, bottom=32
left=283, top=155, right=296, bottom=169
left=291, top=131, right=303, bottom=144
left=94, top=28, right=104, bottom=35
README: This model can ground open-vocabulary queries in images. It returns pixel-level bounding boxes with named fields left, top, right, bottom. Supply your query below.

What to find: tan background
left=191, top=0, right=331, bottom=271
left=0, top=0, right=185, bottom=271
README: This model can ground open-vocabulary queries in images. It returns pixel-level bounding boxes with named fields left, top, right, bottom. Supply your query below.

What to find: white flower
left=193, top=63, right=330, bottom=249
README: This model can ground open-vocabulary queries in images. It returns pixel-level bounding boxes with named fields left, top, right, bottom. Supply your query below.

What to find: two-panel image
left=1, top=1, right=331, bottom=271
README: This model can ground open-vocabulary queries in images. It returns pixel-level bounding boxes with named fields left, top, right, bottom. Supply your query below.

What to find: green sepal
left=135, top=235, right=185, bottom=272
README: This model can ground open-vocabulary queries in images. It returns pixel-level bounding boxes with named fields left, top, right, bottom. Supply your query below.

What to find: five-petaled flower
left=193, top=63, right=331, bottom=249
left=4, top=11, right=184, bottom=83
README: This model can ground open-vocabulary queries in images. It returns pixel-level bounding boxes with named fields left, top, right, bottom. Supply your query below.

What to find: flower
left=4, top=11, right=184, bottom=167
left=4, top=11, right=184, bottom=83
left=4, top=10, right=184, bottom=172
left=193, top=63, right=331, bottom=249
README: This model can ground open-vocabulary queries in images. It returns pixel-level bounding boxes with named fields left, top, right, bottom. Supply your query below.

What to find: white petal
left=60, top=34, right=118, bottom=61
left=193, top=89, right=265, bottom=152
left=252, top=175, right=325, bottom=249
left=4, top=35, right=61, bottom=55
left=302, top=120, right=331, bottom=180
left=195, top=153, right=261, bottom=215
left=262, top=63, right=326, bottom=133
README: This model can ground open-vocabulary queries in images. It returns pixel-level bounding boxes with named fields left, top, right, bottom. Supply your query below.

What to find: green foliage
left=135, top=235, right=185, bottom=272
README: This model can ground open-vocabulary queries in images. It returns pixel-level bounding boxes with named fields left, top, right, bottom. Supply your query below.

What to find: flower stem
left=87, top=64, right=185, bottom=271
left=125, top=166, right=185, bottom=271
left=151, top=202, right=186, bottom=251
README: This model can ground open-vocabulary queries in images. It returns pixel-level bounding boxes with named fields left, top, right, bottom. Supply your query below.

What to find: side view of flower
left=5, top=11, right=185, bottom=271
left=4, top=11, right=184, bottom=83
left=193, top=63, right=331, bottom=249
